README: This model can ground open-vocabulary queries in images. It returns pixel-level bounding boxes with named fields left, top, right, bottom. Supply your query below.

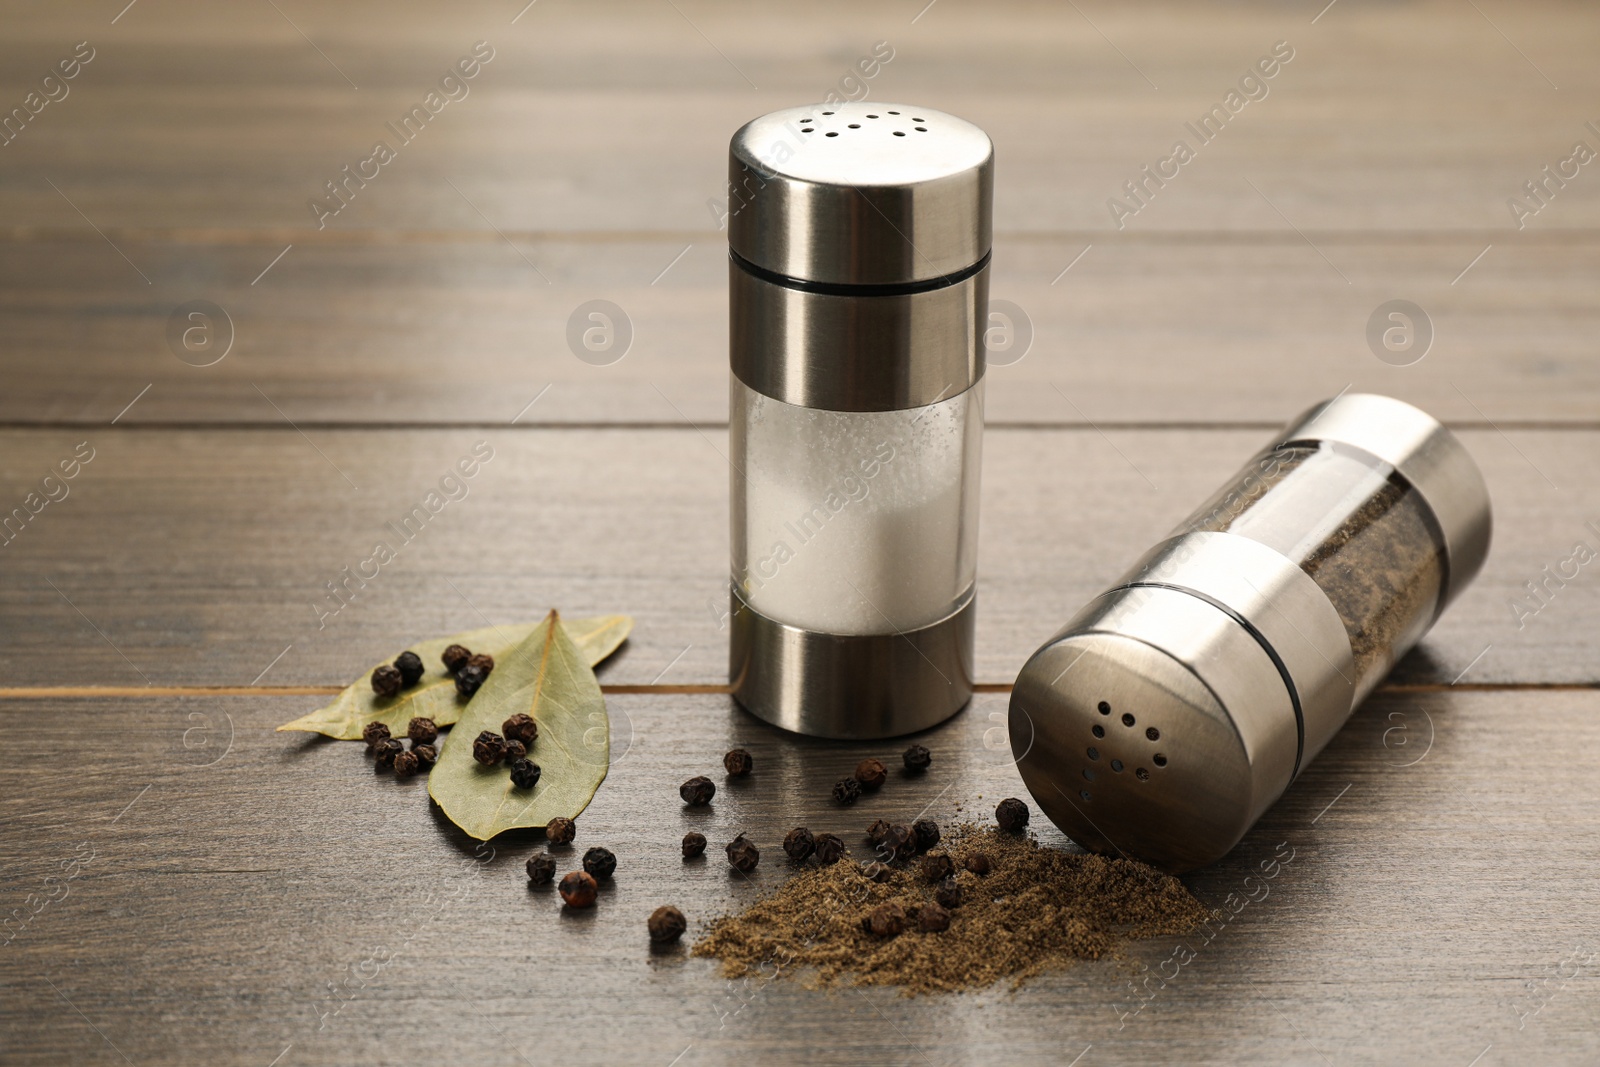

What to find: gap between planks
left=0, top=682, right=1590, bottom=700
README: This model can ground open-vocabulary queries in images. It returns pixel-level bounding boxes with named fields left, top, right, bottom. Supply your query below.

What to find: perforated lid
left=727, top=102, right=993, bottom=286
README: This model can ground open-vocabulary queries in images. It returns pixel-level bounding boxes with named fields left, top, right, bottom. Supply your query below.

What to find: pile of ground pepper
left=692, top=825, right=1210, bottom=994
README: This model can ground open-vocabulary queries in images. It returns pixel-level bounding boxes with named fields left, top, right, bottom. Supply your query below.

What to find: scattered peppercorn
left=912, top=818, right=941, bottom=854
left=526, top=853, right=556, bottom=885
left=583, top=846, right=617, bottom=880
left=559, top=870, right=597, bottom=908
left=854, top=757, right=887, bottom=790
left=782, top=827, right=816, bottom=862
left=502, top=712, right=538, bottom=746
left=920, top=853, right=954, bottom=883
left=995, top=797, right=1031, bottom=832
left=861, top=861, right=893, bottom=884
left=473, top=730, right=508, bottom=766
left=372, top=738, right=404, bottom=769
left=832, top=777, right=862, bottom=805
left=510, top=758, right=542, bottom=790
left=903, top=744, right=932, bottom=772
left=813, top=833, right=847, bottom=866
left=648, top=905, right=687, bottom=944
left=722, top=748, right=754, bottom=777
left=935, top=876, right=962, bottom=909
left=866, top=902, right=906, bottom=938
left=455, top=664, right=489, bottom=698
left=963, top=853, right=992, bottom=876
left=394, top=651, right=425, bottom=687
left=545, top=817, right=576, bottom=845
left=392, top=750, right=420, bottom=778
left=442, top=644, right=472, bottom=674
left=362, top=721, right=391, bottom=750
left=867, top=819, right=893, bottom=846
left=916, top=903, right=951, bottom=933
left=725, top=835, right=760, bottom=873
left=412, top=743, right=437, bottom=770
left=406, top=717, right=438, bottom=745
left=682, top=832, right=707, bottom=859
left=504, top=739, right=527, bottom=763
left=680, top=776, right=716, bottom=807
left=467, top=653, right=495, bottom=673
left=370, top=664, right=403, bottom=698
left=877, top=824, right=915, bottom=862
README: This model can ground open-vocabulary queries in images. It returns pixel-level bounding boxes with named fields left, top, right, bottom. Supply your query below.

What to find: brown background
left=1, top=1, right=1597, bottom=1064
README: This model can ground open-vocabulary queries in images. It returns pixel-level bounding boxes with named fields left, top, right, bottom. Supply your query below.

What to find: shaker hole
left=1121, top=713, right=1136, bottom=728
left=1146, top=726, right=1160, bottom=741
left=848, top=123, right=861, bottom=128
left=1080, top=790, right=1091, bottom=801
left=1110, top=759, right=1124, bottom=773
left=888, top=110, right=900, bottom=114
left=1086, top=747, right=1099, bottom=761
left=801, top=128, right=814, bottom=134
left=915, top=126, right=928, bottom=132
left=1097, top=701, right=1111, bottom=715
left=1153, top=753, right=1168, bottom=767
left=893, top=131, right=906, bottom=136
left=1091, top=725, right=1104, bottom=738
left=826, top=132, right=839, bottom=137
left=822, top=111, right=834, bottom=115
left=866, top=114, right=879, bottom=119
left=1136, top=767, right=1150, bottom=781
left=1082, top=768, right=1095, bottom=782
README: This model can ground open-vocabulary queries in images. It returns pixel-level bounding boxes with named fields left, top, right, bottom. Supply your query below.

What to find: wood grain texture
left=0, top=425, right=1591, bottom=688
left=1, top=688, right=1597, bottom=1066
left=2, top=236, right=1598, bottom=426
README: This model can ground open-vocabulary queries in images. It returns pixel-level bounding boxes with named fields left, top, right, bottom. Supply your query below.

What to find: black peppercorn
left=394, top=651, right=424, bottom=687
left=648, top=905, right=687, bottom=943
left=866, top=902, right=906, bottom=938
left=722, top=748, right=754, bottom=777
left=878, top=824, right=915, bottom=862
left=455, top=664, right=489, bottom=698
left=510, top=758, right=542, bottom=790
left=813, top=833, right=847, bottom=866
left=504, top=739, right=527, bottom=763
left=916, top=903, right=951, bottom=933
left=412, top=743, right=437, bottom=769
left=854, top=757, right=887, bottom=790
left=442, top=644, right=472, bottom=674
left=502, top=712, right=538, bottom=747
left=860, top=861, right=893, bottom=884
left=682, top=832, right=707, bottom=859
left=963, top=853, right=992, bottom=876
left=995, top=797, right=1030, bottom=832
left=935, top=876, right=962, bottom=909
left=370, top=664, right=402, bottom=698
left=919, top=853, right=954, bottom=883
left=680, top=776, right=716, bottom=807
left=372, top=738, right=403, bottom=769
left=545, top=816, right=576, bottom=845
left=526, top=852, right=556, bottom=885
left=559, top=870, right=597, bottom=908
left=392, top=750, right=420, bottom=778
left=467, top=653, right=495, bottom=673
left=912, top=819, right=941, bottom=854
left=362, top=721, right=391, bottom=750
left=472, top=730, right=508, bottom=766
left=903, top=744, right=932, bottom=772
left=831, top=777, right=862, bottom=805
left=782, top=827, right=815, bottom=862
left=725, top=835, right=759, bottom=873
left=406, top=717, right=438, bottom=745
left=866, top=819, right=892, bottom=846
left=583, top=846, right=617, bottom=880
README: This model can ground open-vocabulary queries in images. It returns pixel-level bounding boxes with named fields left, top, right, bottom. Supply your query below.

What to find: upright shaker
left=727, top=102, right=993, bottom=739
left=1010, top=393, right=1492, bottom=871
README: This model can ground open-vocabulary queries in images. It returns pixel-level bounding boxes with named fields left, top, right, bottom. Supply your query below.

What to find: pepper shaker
left=1010, top=394, right=1493, bottom=871
left=727, top=102, right=993, bottom=739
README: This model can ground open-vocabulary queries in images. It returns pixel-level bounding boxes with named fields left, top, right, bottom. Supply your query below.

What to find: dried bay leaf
left=429, top=611, right=608, bottom=839
left=276, top=614, right=631, bottom=740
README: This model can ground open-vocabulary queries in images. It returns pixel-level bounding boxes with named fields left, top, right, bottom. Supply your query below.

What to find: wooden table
left=3, top=1, right=1597, bottom=1063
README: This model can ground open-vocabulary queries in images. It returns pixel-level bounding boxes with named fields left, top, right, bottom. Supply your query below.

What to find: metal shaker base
left=728, top=587, right=975, bottom=740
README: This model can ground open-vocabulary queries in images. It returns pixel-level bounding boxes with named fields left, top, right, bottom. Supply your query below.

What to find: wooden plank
left=1, top=1, right=1599, bottom=234
left=2, top=236, right=1597, bottom=426
left=0, top=425, right=1591, bottom=688
left=2, top=688, right=1596, bottom=1065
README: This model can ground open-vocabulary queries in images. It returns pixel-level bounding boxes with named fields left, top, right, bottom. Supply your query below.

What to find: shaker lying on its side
left=1009, top=393, right=1492, bottom=871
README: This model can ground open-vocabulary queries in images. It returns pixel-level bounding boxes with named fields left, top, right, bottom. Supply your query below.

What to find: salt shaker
left=726, top=102, right=993, bottom=739
left=1010, top=393, right=1492, bottom=871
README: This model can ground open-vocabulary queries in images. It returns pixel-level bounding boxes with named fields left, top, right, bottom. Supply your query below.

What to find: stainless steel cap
left=727, top=102, right=993, bottom=286
left=1274, top=393, right=1492, bottom=611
